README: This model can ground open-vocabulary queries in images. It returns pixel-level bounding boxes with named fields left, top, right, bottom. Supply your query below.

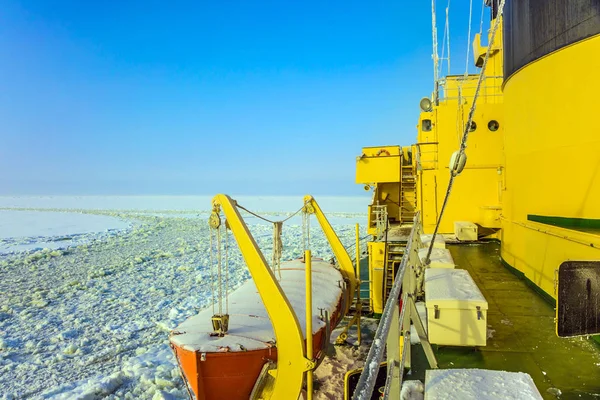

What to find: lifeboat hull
left=169, top=259, right=346, bottom=400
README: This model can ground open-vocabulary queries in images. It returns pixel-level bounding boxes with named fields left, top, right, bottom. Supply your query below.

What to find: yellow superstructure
left=356, top=1, right=600, bottom=340
left=415, top=21, right=505, bottom=234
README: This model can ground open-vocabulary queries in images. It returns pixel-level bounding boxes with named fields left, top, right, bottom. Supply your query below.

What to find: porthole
left=469, top=121, right=477, bottom=132
left=488, top=120, right=500, bottom=132
left=422, top=119, right=432, bottom=132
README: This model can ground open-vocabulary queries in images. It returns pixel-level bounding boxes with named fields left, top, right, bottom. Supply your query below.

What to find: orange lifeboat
left=169, top=258, right=346, bottom=399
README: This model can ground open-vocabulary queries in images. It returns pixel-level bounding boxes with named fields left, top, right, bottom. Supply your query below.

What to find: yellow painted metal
left=211, top=194, right=311, bottom=400
left=386, top=301, right=401, bottom=395
left=355, top=223, right=361, bottom=346
left=501, top=34, right=600, bottom=301
left=336, top=223, right=363, bottom=346
left=303, top=195, right=357, bottom=315
left=362, top=145, right=416, bottom=229
left=356, top=145, right=402, bottom=184
left=413, top=19, right=505, bottom=234
left=305, top=250, right=313, bottom=400
left=367, top=241, right=386, bottom=315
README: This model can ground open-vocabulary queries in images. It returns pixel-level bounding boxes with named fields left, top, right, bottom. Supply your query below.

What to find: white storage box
left=420, top=234, right=446, bottom=249
left=454, top=221, right=478, bottom=241
left=418, top=248, right=455, bottom=269
left=424, top=369, right=543, bottom=400
left=425, top=269, right=487, bottom=346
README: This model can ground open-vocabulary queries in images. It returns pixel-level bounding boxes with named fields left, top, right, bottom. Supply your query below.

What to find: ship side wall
left=501, top=0, right=600, bottom=299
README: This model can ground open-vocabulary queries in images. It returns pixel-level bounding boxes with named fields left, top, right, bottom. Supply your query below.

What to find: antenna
left=446, top=5, right=451, bottom=74
left=431, top=0, right=439, bottom=103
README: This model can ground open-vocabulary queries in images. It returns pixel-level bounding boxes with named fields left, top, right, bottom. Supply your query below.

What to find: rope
left=272, top=221, right=283, bottom=280
left=424, top=0, right=505, bottom=265
left=235, top=200, right=308, bottom=275
left=217, top=225, right=223, bottom=315
left=236, top=203, right=304, bottom=224
left=209, top=229, right=215, bottom=314
left=225, top=225, right=229, bottom=314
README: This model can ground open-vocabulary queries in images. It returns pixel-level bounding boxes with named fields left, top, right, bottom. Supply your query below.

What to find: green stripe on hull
left=527, top=214, right=600, bottom=232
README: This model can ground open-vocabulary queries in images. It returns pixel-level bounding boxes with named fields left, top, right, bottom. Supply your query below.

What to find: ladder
left=383, top=243, right=405, bottom=304
left=400, top=165, right=417, bottom=224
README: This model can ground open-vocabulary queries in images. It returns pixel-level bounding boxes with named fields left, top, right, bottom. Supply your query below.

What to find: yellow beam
left=355, top=223, right=361, bottom=346
left=303, top=195, right=357, bottom=315
left=305, top=250, right=313, bottom=400
left=212, top=194, right=310, bottom=400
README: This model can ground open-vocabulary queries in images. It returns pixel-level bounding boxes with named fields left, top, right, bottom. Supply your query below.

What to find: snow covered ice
left=0, top=196, right=368, bottom=399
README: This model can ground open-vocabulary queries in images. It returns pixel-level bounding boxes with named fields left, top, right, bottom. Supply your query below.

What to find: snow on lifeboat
left=169, top=195, right=357, bottom=400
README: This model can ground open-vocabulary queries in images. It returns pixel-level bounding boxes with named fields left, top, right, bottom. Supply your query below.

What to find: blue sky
left=0, top=1, right=488, bottom=196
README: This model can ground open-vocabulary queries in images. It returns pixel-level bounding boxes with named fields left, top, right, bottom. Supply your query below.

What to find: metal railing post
left=351, top=213, right=419, bottom=400
left=305, top=250, right=313, bottom=400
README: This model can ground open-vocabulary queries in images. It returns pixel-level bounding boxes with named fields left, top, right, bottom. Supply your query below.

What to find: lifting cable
left=424, top=0, right=505, bottom=265
left=208, top=217, right=232, bottom=314
left=225, top=225, right=229, bottom=314
left=209, top=229, right=215, bottom=314
left=217, top=225, right=223, bottom=315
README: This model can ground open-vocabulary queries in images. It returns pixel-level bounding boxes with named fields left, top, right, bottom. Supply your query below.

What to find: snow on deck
left=418, top=248, right=454, bottom=268
left=420, top=234, right=446, bottom=248
left=170, top=258, right=343, bottom=352
left=425, top=369, right=543, bottom=400
left=424, top=268, right=486, bottom=304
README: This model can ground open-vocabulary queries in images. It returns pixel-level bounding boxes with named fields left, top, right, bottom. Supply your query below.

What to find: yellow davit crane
left=173, top=194, right=358, bottom=400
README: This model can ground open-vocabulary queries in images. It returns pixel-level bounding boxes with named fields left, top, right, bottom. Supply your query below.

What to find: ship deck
left=408, top=241, right=600, bottom=399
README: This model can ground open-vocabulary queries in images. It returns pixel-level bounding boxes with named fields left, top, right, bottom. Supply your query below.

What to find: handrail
left=352, top=212, right=420, bottom=400
left=351, top=211, right=437, bottom=399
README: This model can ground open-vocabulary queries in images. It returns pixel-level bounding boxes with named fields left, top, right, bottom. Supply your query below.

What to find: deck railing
left=352, top=212, right=438, bottom=400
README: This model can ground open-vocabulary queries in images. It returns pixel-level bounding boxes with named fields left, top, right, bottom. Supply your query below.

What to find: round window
left=488, top=120, right=500, bottom=131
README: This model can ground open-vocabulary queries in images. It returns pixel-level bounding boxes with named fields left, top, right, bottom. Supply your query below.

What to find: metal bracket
left=304, top=357, right=317, bottom=371
left=476, top=306, right=482, bottom=320
left=434, top=305, right=440, bottom=319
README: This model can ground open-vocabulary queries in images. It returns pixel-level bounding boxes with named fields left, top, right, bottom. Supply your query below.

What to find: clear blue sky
left=0, top=1, right=488, bottom=196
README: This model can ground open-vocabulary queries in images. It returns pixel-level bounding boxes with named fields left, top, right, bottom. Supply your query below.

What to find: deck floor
left=411, top=242, right=600, bottom=400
